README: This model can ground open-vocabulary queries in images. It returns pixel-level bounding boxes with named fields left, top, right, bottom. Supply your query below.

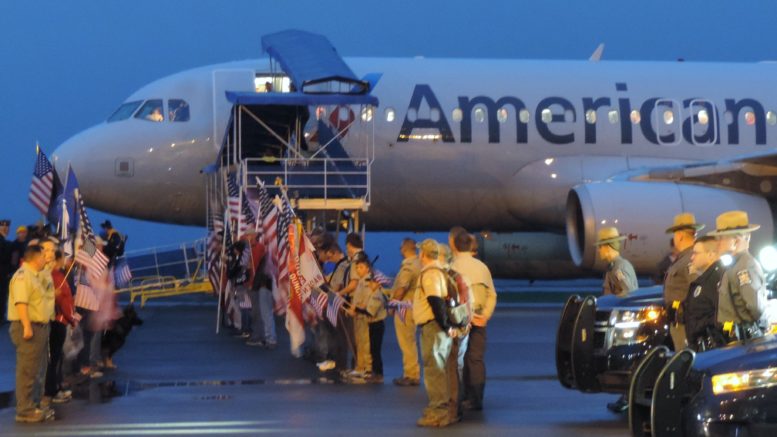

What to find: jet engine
left=566, top=181, right=774, bottom=274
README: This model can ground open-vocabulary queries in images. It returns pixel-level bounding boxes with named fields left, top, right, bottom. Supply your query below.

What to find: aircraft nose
left=52, top=123, right=116, bottom=200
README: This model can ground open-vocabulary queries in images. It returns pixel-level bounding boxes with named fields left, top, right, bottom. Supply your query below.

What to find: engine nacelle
left=567, top=182, right=775, bottom=273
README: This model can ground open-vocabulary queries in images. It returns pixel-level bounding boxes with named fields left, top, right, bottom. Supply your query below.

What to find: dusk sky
left=2, top=1, right=777, bottom=269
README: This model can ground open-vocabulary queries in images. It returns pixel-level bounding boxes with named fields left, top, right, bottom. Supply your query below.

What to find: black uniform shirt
left=684, top=261, right=724, bottom=344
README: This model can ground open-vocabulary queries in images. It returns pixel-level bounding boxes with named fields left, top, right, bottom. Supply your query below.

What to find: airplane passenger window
left=361, top=106, right=374, bottom=122
left=135, top=99, right=164, bottom=122
left=497, top=108, right=508, bottom=123
left=630, top=110, right=641, bottom=124
left=768, top=111, right=777, bottom=126
left=474, top=108, right=485, bottom=123
left=107, top=100, right=143, bottom=122
left=519, top=109, right=530, bottom=123
left=452, top=108, right=463, bottom=123
left=608, top=110, right=619, bottom=124
left=745, top=111, right=756, bottom=126
left=385, top=108, right=395, bottom=122
left=585, top=110, right=597, bottom=124
left=168, top=99, right=190, bottom=122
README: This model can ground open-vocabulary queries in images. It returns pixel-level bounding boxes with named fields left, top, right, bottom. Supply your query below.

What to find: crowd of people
left=3, top=218, right=126, bottom=423
left=597, top=210, right=771, bottom=412
left=220, top=226, right=497, bottom=428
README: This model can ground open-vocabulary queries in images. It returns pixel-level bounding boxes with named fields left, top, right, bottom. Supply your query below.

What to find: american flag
left=326, top=292, right=346, bottom=327
left=373, top=269, right=393, bottom=287
left=388, top=299, right=412, bottom=323
left=238, top=187, right=256, bottom=239
left=114, top=257, right=133, bottom=289
left=29, top=147, right=56, bottom=215
left=275, top=196, right=293, bottom=283
left=312, top=290, right=328, bottom=319
left=257, top=182, right=278, bottom=262
left=226, top=173, right=241, bottom=230
left=75, top=237, right=109, bottom=282
left=206, top=214, right=224, bottom=294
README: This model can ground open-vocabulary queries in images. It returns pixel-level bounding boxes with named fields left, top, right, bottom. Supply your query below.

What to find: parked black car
left=629, top=335, right=777, bottom=436
left=556, top=286, right=671, bottom=394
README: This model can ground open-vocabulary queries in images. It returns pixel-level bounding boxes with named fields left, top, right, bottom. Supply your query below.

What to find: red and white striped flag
left=75, top=238, right=109, bottom=282
left=326, top=292, right=346, bottom=327
left=312, top=290, right=328, bottom=319
left=29, top=146, right=55, bottom=215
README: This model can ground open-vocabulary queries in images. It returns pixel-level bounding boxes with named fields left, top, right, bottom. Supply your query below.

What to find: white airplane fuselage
left=53, top=57, right=777, bottom=275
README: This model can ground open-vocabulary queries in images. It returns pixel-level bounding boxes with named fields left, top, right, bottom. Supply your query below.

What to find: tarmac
left=0, top=289, right=630, bottom=436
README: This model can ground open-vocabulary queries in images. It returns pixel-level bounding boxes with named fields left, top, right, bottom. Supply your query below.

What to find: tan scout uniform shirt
left=663, top=248, right=697, bottom=306
left=452, top=253, right=496, bottom=323
left=7, top=263, right=55, bottom=323
left=603, top=256, right=638, bottom=297
left=391, top=256, right=421, bottom=301
left=718, top=251, right=767, bottom=324
left=413, top=262, right=446, bottom=325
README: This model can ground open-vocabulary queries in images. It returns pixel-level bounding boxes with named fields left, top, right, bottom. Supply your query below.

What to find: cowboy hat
left=707, top=210, right=760, bottom=236
left=665, top=212, right=705, bottom=234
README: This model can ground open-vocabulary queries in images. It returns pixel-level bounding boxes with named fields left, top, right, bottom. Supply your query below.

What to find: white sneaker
left=317, top=360, right=336, bottom=371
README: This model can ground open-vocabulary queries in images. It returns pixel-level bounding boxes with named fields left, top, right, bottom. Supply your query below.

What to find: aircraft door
left=688, top=99, right=718, bottom=146
left=211, top=69, right=255, bottom=151
left=654, top=99, right=681, bottom=145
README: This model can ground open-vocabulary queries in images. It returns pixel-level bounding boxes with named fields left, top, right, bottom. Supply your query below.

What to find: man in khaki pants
left=8, top=245, right=55, bottom=423
left=391, top=238, right=421, bottom=386
left=414, top=239, right=454, bottom=427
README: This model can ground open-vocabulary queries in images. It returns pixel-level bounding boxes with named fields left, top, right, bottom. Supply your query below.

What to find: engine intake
left=566, top=182, right=774, bottom=273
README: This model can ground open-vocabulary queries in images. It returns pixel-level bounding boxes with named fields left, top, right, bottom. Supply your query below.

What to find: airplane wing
left=624, top=150, right=777, bottom=200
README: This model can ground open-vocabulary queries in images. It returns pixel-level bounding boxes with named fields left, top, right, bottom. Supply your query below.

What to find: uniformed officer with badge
left=683, top=235, right=724, bottom=351
left=596, top=227, right=638, bottom=298
left=662, top=213, right=704, bottom=351
left=709, top=210, right=768, bottom=342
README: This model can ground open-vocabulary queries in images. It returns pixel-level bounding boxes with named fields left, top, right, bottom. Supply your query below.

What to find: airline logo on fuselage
left=397, top=83, right=770, bottom=146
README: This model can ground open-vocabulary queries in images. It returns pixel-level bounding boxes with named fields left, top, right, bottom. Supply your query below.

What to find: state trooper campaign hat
left=594, top=227, right=627, bottom=246
left=707, top=210, right=760, bottom=236
left=665, top=212, right=705, bottom=234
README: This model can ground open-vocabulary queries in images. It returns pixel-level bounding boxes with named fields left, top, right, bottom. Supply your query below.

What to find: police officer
left=7, top=245, right=55, bottom=422
left=683, top=236, right=724, bottom=351
left=663, top=213, right=704, bottom=351
left=709, top=210, right=768, bottom=342
left=596, top=227, right=638, bottom=297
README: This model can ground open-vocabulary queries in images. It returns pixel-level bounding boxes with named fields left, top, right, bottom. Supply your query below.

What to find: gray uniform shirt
left=603, top=256, right=638, bottom=297
left=663, top=248, right=697, bottom=306
left=717, top=251, right=767, bottom=324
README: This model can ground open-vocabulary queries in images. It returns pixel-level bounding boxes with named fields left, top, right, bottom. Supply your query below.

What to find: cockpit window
left=107, top=100, right=143, bottom=122
left=135, top=99, right=165, bottom=122
left=168, top=99, right=190, bottom=122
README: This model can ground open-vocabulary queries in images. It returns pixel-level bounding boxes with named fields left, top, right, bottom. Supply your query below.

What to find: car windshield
left=107, top=100, right=143, bottom=122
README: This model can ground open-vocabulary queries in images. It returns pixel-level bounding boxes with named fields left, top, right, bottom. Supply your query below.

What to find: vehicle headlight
left=711, top=367, right=777, bottom=395
left=610, top=306, right=663, bottom=346
left=759, top=246, right=777, bottom=272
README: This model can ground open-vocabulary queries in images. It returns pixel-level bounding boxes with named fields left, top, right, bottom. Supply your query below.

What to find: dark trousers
left=45, top=322, right=67, bottom=396
left=334, top=315, right=355, bottom=371
left=463, top=325, right=487, bottom=408
left=0, top=278, right=8, bottom=323
left=368, top=320, right=384, bottom=376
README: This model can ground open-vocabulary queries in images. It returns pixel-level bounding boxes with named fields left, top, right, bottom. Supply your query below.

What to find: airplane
left=52, top=30, right=777, bottom=278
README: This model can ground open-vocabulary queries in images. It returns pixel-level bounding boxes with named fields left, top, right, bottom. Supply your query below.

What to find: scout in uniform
left=7, top=245, right=55, bottom=422
left=709, top=211, right=768, bottom=342
left=390, top=238, right=421, bottom=386
left=663, top=213, right=704, bottom=351
left=595, top=227, right=638, bottom=298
